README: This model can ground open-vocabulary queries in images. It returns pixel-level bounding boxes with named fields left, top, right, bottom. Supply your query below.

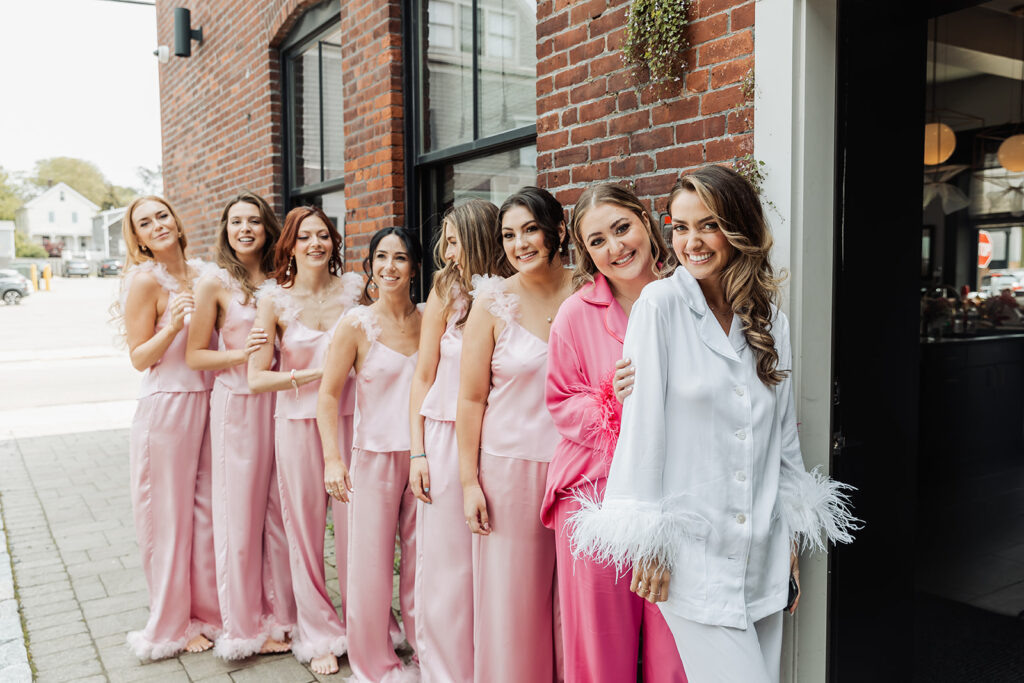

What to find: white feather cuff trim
left=780, top=466, right=861, bottom=553
left=566, top=487, right=711, bottom=574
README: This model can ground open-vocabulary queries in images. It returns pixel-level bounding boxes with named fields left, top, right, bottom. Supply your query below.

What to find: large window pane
left=478, top=0, right=536, bottom=138
left=322, top=29, right=344, bottom=182
left=292, top=49, right=321, bottom=187
left=442, top=144, right=537, bottom=208
left=424, top=0, right=474, bottom=152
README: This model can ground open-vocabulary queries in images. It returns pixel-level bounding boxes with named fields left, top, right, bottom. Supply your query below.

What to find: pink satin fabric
left=552, top=493, right=687, bottom=683
left=276, top=416, right=348, bottom=662
left=473, top=452, right=559, bottom=683
left=416, top=418, right=474, bottom=683
left=346, top=306, right=419, bottom=682
left=127, top=270, right=220, bottom=660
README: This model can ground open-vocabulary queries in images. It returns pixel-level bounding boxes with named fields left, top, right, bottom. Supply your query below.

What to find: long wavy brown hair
left=271, top=205, right=343, bottom=288
left=568, top=184, right=674, bottom=291
left=215, top=191, right=281, bottom=304
left=433, top=199, right=515, bottom=325
left=668, top=166, right=788, bottom=386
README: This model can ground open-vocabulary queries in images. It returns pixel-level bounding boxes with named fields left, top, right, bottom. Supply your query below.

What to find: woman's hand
left=630, top=561, right=671, bottom=603
left=324, top=458, right=353, bottom=503
left=613, top=357, right=635, bottom=403
left=410, top=457, right=432, bottom=504
left=244, top=326, right=269, bottom=359
left=788, top=551, right=802, bottom=614
left=463, top=483, right=491, bottom=535
left=168, top=293, right=195, bottom=333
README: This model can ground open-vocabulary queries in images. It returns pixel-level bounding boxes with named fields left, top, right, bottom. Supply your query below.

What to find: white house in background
left=93, top=207, right=127, bottom=259
left=14, top=182, right=100, bottom=259
left=0, top=221, right=14, bottom=262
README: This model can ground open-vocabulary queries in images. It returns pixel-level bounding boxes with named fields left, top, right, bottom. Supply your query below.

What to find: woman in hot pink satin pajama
left=543, top=185, right=686, bottom=683
left=408, top=200, right=513, bottom=683
left=319, top=227, right=424, bottom=683
left=249, top=206, right=363, bottom=676
left=118, top=196, right=221, bottom=659
left=457, top=187, right=573, bottom=683
left=186, top=192, right=296, bottom=659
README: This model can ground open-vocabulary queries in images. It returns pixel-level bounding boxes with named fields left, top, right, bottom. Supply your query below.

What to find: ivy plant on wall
left=623, top=0, right=691, bottom=85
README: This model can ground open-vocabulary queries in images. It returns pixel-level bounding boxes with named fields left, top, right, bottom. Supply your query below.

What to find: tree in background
left=28, top=157, right=139, bottom=210
left=136, top=165, right=163, bottom=196
left=14, top=230, right=48, bottom=258
left=0, top=167, right=23, bottom=220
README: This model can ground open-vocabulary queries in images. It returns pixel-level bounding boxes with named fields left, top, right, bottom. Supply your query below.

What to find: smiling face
left=226, top=201, right=266, bottom=258
left=442, top=220, right=464, bottom=271
left=580, top=201, right=656, bottom=287
left=372, top=233, right=414, bottom=293
left=669, top=189, right=735, bottom=283
left=291, top=215, right=333, bottom=272
left=131, top=200, right=180, bottom=254
left=501, top=205, right=558, bottom=274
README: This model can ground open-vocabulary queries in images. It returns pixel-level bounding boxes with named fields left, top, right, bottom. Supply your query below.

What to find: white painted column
left=754, top=1, right=838, bottom=681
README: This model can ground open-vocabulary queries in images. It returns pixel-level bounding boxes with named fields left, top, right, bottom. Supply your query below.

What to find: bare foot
left=259, top=637, right=291, bottom=654
left=311, top=653, right=339, bottom=675
left=185, top=634, right=213, bottom=653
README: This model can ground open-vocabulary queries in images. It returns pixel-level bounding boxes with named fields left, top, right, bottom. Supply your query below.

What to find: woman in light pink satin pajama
left=186, top=192, right=297, bottom=659
left=319, top=227, right=424, bottom=683
left=249, top=206, right=363, bottom=676
left=117, top=196, right=221, bottom=659
left=543, top=185, right=687, bottom=683
left=457, top=187, right=573, bottom=683
left=408, top=200, right=513, bottom=683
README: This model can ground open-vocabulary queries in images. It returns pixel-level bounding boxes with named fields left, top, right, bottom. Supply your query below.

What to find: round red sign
left=978, top=230, right=993, bottom=269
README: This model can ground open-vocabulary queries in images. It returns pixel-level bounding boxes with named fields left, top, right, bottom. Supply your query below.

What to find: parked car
left=98, top=259, right=123, bottom=277
left=0, top=269, right=31, bottom=305
left=65, top=259, right=91, bottom=278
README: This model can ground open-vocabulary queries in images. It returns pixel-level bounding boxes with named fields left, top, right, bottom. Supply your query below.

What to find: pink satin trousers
left=128, top=391, right=221, bottom=659
left=210, top=385, right=296, bottom=659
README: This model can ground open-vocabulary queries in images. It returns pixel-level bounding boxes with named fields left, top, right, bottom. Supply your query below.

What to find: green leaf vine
left=623, top=0, right=691, bottom=85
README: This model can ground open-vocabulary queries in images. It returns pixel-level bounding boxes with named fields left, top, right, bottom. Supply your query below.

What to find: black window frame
left=403, top=0, right=537, bottom=296
left=281, top=0, right=344, bottom=210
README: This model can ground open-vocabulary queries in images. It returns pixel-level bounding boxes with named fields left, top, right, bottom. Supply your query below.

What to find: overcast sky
left=0, top=0, right=161, bottom=189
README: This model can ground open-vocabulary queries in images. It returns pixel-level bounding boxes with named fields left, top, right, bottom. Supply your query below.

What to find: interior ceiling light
left=999, top=5, right=1024, bottom=172
left=925, top=122, right=957, bottom=165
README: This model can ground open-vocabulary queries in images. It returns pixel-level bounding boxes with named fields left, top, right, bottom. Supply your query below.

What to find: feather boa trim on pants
left=779, top=465, right=861, bottom=553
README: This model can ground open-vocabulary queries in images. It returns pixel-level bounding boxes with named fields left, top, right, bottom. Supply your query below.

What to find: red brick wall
left=156, top=0, right=405, bottom=272
left=535, top=0, right=754, bottom=216
left=155, top=0, right=304, bottom=259
left=337, top=0, right=405, bottom=271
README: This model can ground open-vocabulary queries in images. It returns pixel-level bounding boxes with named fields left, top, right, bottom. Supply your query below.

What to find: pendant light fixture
left=925, top=18, right=956, bottom=166
left=998, top=5, right=1024, bottom=172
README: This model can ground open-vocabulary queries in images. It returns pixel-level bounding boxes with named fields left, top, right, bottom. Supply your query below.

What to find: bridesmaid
left=408, top=200, right=513, bottom=683
left=543, top=184, right=686, bottom=682
left=248, top=206, right=362, bottom=675
left=117, top=195, right=221, bottom=658
left=318, top=227, right=423, bottom=683
left=185, top=191, right=295, bottom=658
left=457, top=186, right=573, bottom=683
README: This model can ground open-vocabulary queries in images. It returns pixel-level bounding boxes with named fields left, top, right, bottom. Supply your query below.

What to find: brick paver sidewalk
left=0, top=429, right=366, bottom=682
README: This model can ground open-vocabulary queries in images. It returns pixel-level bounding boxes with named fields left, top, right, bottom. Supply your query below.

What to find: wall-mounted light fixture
left=153, top=45, right=169, bottom=64
left=173, top=8, right=203, bottom=57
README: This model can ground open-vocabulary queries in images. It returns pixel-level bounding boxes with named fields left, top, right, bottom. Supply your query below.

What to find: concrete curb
left=0, top=489, right=32, bottom=683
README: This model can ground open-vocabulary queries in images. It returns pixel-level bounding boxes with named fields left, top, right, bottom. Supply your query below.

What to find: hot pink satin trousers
left=128, top=391, right=221, bottom=659
left=473, top=452, right=562, bottom=683
left=346, top=447, right=418, bottom=683
left=552, top=495, right=688, bottom=683
left=275, top=416, right=348, bottom=663
left=415, top=419, right=473, bottom=683
left=209, top=385, right=296, bottom=659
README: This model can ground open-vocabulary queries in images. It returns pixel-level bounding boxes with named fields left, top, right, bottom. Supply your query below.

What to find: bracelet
left=410, top=453, right=427, bottom=460
left=290, top=368, right=299, bottom=398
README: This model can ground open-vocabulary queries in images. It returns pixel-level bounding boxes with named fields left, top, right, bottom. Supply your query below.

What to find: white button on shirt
left=735, top=386, right=745, bottom=396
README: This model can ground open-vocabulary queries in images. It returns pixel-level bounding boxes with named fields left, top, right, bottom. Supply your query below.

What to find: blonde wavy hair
left=568, top=183, right=674, bottom=291
left=668, top=166, right=788, bottom=386
left=432, top=199, right=515, bottom=325
left=121, top=195, right=188, bottom=269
